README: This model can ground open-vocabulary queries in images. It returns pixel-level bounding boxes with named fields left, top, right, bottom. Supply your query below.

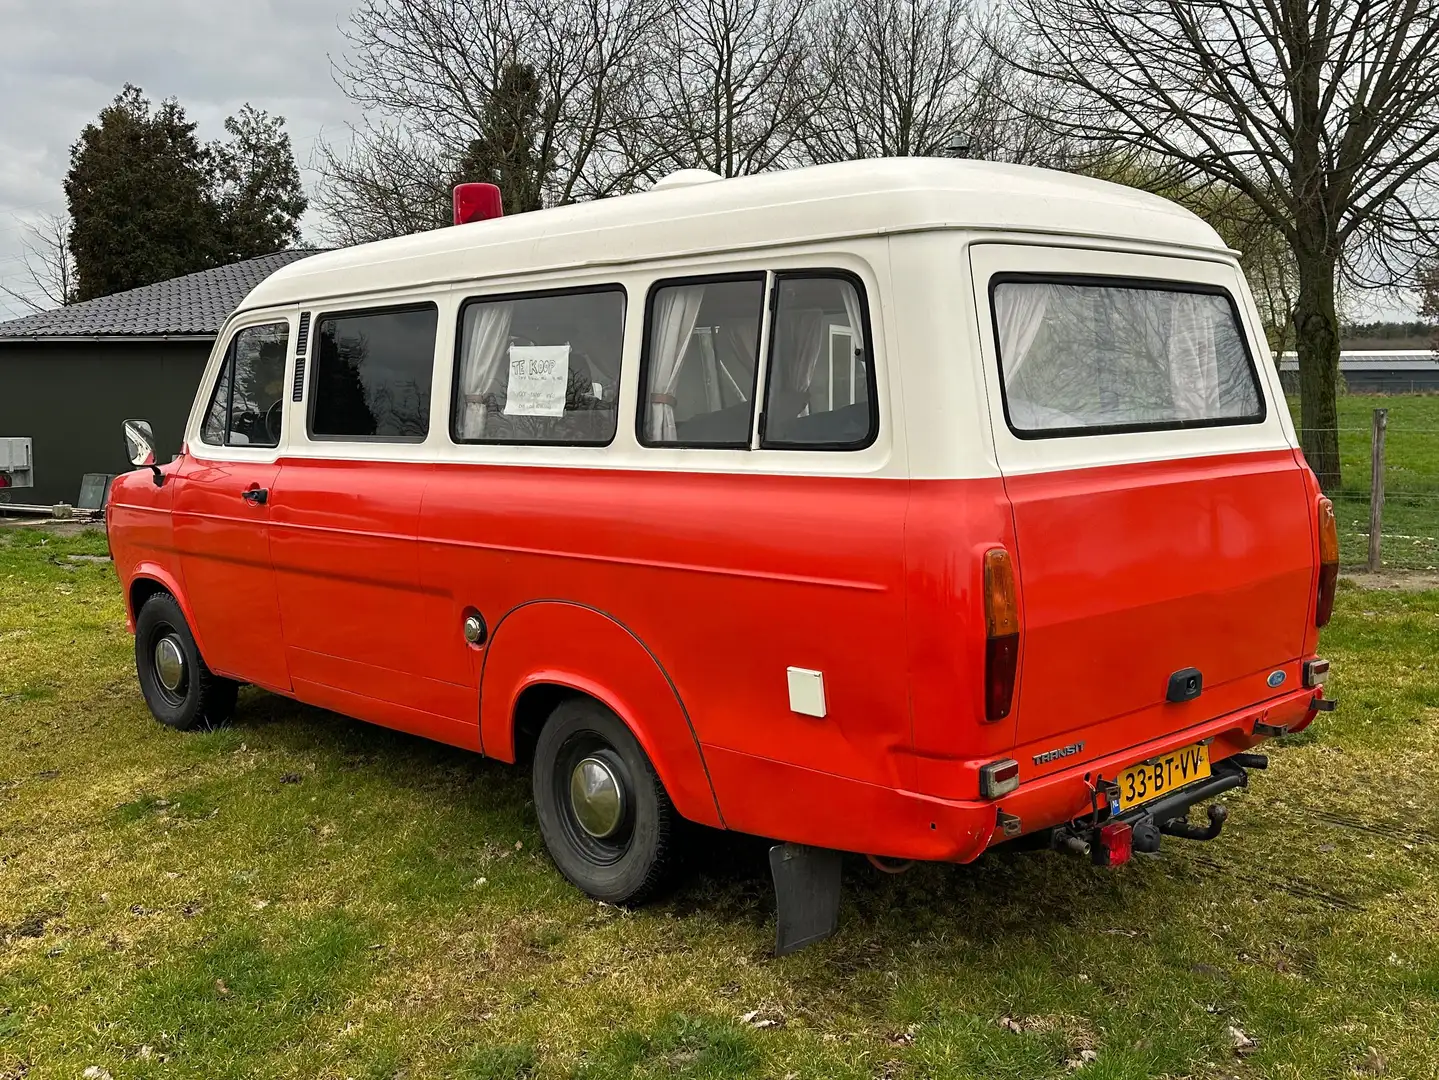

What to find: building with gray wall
left=0, top=251, right=315, bottom=506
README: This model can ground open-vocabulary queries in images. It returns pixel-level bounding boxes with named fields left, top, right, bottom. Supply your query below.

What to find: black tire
left=532, top=697, right=678, bottom=905
left=134, top=592, right=238, bottom=731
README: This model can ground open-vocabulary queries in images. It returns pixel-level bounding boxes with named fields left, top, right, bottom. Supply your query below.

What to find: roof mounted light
left=453, top=183, right=504, bottom=225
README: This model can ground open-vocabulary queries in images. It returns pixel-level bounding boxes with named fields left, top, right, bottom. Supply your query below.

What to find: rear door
left=969, top=244, right=1315, bottom=770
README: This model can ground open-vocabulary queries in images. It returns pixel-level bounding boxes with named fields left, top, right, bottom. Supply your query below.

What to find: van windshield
left=992, top=279, right=1264, bottom=436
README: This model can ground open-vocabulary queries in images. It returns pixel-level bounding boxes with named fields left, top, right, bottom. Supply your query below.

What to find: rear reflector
left=1315, top=496, right=1339, bottom=628
left=1093, top=822, right=1133, bottom=867
left=1303, top=658, right=1330, bottom=688
left=979, top=758, right=1020, bottom=800
left=983, top=548, right=1020, bottom=721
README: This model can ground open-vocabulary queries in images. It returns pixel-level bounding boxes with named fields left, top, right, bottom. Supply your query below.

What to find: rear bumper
left=706, top=684, right=1324, bottom=864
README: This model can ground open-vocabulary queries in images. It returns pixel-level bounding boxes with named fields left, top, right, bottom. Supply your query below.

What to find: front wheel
left=134, top=592, right=238, bottom=730
left=531, top=698, right=678, bottom=904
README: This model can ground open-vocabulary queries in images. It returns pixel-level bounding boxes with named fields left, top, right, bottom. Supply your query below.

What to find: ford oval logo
left=1267, top=670, right=1287, bottom=688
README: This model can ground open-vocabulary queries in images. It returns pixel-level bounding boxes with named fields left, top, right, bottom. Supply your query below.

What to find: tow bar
left=1053, top=752, right=1269, bottom=866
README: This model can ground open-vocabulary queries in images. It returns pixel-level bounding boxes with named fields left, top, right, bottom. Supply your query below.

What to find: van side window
left=310, top=305, right=438, bottom=440
left=762, top=275, right=876, bottom=449
left=640, top=275, right=764, bottom=447
left=992, top=278, right=1264, bottom=437
left=199, top=322, right=290, bottom=449
left=453, top=287, right=625, bottom=445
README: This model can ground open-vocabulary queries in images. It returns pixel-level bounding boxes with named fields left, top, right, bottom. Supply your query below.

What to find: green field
left=2, top=527, right=1438, bottom=1078
left=1295, top=393, right=1439, bottom=571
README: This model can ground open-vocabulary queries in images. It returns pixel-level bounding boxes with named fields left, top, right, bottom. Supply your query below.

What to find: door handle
left=241, top=487, right=268, bottom=505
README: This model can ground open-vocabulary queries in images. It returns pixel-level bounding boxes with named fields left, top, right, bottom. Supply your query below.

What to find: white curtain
left=646, top=286, right=704, bottom=441
left=459, top=302, right=513, bottom=438
left=1168, top=293, right=1220, bottom=420
left=995, top=284, right=1054, bottom=380
left=787, top=310, right=825, bottom=393
left=841, top=283, right=865, bottom=355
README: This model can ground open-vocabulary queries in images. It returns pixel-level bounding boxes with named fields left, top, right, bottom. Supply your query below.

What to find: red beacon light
left=453, top=183, right=504, bottom=225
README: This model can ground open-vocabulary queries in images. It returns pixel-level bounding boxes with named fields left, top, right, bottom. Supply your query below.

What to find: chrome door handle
left=241, top=488, right=268, bottom=505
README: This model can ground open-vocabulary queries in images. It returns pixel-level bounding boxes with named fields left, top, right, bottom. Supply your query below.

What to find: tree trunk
left=1293, top=249, right=1342, bottom=491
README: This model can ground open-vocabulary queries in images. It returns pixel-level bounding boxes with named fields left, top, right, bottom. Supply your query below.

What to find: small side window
left=453, top=287, right=625, bottom=445
left=311, top=305, right=438, bottom=440
left=640, top=276, right=764, bottom=447
left=199, top=322, right=290, bottom=448
left=761, top=275, right=876, bottom=449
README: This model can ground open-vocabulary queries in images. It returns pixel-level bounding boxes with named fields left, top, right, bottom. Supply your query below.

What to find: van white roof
left=244, top=159, right=1228, bottom=312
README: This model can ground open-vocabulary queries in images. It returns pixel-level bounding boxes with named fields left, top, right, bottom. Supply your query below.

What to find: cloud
left=0, top=0, right=361, bottom=318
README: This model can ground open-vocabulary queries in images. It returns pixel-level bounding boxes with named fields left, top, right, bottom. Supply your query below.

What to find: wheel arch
left=126, top=564, right=208, bottom=657
left=479, top=601, right=724, bottom=829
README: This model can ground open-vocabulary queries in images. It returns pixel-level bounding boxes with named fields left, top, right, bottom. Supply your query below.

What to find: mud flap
left=769, top=843, right=842, bottom=956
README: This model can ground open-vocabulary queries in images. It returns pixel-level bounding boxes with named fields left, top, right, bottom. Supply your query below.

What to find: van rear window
left=991, top=278, right=1264, bottom=437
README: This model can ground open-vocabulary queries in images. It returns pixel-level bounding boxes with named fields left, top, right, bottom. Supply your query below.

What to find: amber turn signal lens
left=1315, top=496, right=1339, bottom=628
left=983, top=548, right=1020, bottom=722
left=983, top=548, right=1019, bottom=638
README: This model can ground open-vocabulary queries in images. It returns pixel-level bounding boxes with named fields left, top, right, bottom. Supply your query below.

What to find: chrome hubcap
left=569, top=756, right=625, bottom=838
left=154, top=635, right=186, bottom=694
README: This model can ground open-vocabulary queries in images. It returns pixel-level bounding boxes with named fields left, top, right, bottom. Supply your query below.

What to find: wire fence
left=1307, top=416, right=1439, bottom=572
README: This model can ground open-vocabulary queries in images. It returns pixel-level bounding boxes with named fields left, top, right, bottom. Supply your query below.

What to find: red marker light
left=453, top=183, right=504, bottom=225
left=1095, top=822, right=1133, bottom=866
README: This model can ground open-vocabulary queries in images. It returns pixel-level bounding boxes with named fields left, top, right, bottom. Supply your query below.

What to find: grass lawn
left=1293, top=393, right=1439, bottom=571
left=3, top=528, right=1439, bottom=1079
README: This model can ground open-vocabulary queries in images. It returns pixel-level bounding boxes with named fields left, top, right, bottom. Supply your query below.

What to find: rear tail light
left=1315, top=496, right=1339, bottom=627
left=1092, top=822, right=1133, bottom=867
left=1303, top=658, right=1329, bottom=688
left=979, top=758, right=1020, bottom=799
left=983, top=548, right=1020, bottom=721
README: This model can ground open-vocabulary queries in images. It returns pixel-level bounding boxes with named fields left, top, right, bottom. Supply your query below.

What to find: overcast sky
left=0, top=0, right=359, bottom=320
left=0, top=0, right=1421, bottom=324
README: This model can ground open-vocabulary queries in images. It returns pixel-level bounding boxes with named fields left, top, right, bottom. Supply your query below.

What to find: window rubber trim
left=986, top=271, right=1268, bottom=441
left=757, top=269, right=879, bottom=451
left=636, top=271, right=768, bottom=450
left=306, top=300, right=440, bottom=444
left=449, top=282, right=628, bottom=448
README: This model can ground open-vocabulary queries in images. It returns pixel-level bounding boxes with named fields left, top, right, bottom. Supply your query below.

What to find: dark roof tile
left=0, top=250, right=321, bottom=339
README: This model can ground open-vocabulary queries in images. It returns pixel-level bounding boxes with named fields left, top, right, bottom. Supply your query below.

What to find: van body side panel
left=1003, top=449, right=1313, bottom=766
left=902, top=477, right=1020, bottom=800
left=268, top=458, right=477, bottom=732
left=419, top=463, right=911, bottom=815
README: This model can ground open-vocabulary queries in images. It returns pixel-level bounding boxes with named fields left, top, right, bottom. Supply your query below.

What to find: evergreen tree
left=65, top=85, right=216, bottom=301
left=453, top=62, right=554, bottom=215
left=64, top=86, right=308, bottom=302
left=211, top=105, right=308, bottom=260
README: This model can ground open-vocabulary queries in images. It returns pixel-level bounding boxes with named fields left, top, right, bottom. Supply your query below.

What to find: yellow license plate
left=1117, top=742, right=1211, bottom=811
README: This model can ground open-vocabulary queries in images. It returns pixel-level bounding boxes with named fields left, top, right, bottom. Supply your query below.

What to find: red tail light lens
left=979, top=758, right=1020, bottom=799
left=1094, top=822, right=1133, bottom=866
left=1315, top=496, right=1339, bottom=628
left=983, top=548, right=1020, bottom=721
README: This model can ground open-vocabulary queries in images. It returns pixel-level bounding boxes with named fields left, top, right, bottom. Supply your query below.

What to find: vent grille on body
left=292, top=312, right=311, bottom=402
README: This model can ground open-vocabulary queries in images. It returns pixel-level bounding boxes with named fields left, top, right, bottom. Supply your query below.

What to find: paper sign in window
left=504, top=345, right=569, bottom=416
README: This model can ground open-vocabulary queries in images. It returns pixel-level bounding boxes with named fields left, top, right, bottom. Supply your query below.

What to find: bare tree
left=1005, top=0, right=1439, bottom=489
left=312, top=124, right=456, bottom=246
left=1423, top=264, right=1439, bottom=357
left=636, top=0, right=815, bottom=178
left=1, top=214, right=75, bottom=314
left=799, top=0, right=1010, bottom=162
left=320, top=0, right=660, bottom=241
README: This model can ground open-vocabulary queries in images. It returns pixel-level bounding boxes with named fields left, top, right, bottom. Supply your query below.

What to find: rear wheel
left=531, top=697, right=678, bottom=904
left=134, top=592, right=237, bottom=730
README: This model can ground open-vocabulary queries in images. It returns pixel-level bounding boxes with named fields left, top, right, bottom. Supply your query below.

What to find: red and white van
left=108, top=160, right=1335, bottom=952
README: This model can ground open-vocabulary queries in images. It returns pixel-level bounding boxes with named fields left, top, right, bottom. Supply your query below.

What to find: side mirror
left=123, top=419, right=163, bottom=486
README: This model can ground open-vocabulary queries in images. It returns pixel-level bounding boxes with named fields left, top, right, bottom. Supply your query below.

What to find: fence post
left=1368, top=407, right=1388, bottom=572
